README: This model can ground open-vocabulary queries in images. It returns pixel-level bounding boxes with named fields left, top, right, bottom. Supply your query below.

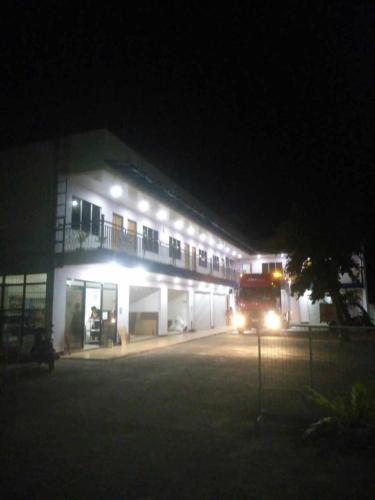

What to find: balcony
left=57, top=220, right=239, bottom=283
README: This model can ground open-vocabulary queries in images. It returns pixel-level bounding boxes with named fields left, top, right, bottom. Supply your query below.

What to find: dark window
left=225, top=257, right=234, bottom=268
left=71, top=197, right=81, bottom=229
left=213, top=255, right=220, bottom=271
left=169, top=237, right=181, bottom=259
left=81, top=200, right=91, bottom=233
left=262, top=262, right=283, bottom=273
left=92, top=205, right=101, bottom=236
left=143, top=226, right=159, bottom=254
left=199, top=249, right=207, bottom=268
left=71, top=197, right=101, bottom=235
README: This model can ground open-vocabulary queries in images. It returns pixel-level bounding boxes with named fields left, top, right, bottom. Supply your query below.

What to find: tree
left=278, top=205, right=363, bottom=325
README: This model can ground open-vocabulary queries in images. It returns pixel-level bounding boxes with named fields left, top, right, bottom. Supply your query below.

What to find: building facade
left=0, top=130, right=252, bottom=352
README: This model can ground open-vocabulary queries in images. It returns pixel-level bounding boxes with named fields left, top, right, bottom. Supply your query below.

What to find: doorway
left=65, top=284, right=85, bottom=350
left=184, top=243, right=190, bottom=269
left=127, top=219, right=137, bottom=253
left=192, top=247, right=197, bottom=271
left=65, top=279, right=118, bottom=351
left=112, top=213, right=124, bottom=250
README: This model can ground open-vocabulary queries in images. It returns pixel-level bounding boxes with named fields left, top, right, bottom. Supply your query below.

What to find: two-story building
left=0, top=129, right=254, bottom=352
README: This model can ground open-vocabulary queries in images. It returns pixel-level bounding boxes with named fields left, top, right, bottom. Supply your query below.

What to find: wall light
left=138, top=200, right=150, bottom=213
left=209, top=237, right=215, bottom=246
left=110, top=185, right=122, bottom=198
left=157, top=209, right=168, bottom=221
left=225, top=247, right=230, bottom=253
left=199, top=233, right=206, bottom=242
left=187, top=226, right=195, bottom=235
left=174, top=219, right=184, bottom=230
left=238, top=254, right=243, bottom=258
left=218, top=243, right=223, bottom=250
left=257, top=254, right=261, bottom=259
left=173, top=277, right=180, bottom=284
left=232, top=250, right=237, bottom=256
left=72, top=199, right=79, bottom=207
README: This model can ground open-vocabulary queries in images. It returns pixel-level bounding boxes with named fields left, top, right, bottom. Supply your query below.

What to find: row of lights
left=110, top=184, right=243, bottom=258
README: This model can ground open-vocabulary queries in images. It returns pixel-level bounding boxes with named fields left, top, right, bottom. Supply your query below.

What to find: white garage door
left=213, top=294, right=226, bottom=327
left=194, top=292, right=211, bottom=330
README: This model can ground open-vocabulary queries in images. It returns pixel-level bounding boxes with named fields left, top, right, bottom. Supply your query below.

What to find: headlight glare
left=234, top=313, right=246, bottom=328
left=264, top=310, right=281, bottom=330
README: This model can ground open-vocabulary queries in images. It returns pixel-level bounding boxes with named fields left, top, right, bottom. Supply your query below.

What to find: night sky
left=1, top=3, right=375, bottom=292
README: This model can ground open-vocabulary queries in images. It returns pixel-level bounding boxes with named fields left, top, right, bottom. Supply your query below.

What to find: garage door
left=213, top=294, right=226, bottom=327
left=194, top=292, right=211, bottom=330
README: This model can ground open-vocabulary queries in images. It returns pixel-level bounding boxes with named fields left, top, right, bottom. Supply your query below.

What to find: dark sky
left=1, top=3, right=374, bottom=254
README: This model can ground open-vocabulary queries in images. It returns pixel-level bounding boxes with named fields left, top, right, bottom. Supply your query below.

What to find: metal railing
left=58, top=220, right=239, bottom=281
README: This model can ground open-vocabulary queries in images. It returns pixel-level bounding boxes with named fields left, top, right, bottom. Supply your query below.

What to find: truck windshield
left=239, top=287, right=278, bottom=302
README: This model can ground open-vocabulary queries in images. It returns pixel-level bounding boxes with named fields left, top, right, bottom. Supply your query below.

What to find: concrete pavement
left=61, top=326, right=232, bottom=360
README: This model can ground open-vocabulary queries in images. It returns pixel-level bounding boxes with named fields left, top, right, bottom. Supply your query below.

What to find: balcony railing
left=58, top=221, right=239, bottom=282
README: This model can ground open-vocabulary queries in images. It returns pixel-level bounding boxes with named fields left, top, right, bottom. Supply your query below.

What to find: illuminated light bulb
left=110, top=185, right=122, bottom=198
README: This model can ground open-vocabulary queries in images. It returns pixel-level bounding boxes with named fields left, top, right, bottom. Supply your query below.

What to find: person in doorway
left=225, top=306, right=234, bottom=326
left=66, top=302, right=83, bottom=352
left=90, top=306, right=100, bottom=320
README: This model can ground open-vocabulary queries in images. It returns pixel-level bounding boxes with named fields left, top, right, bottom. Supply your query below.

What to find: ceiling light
left=174, top=219, right=184, bottom=230
left=110, top=185, right=122, bottom=198
left=187, top=226, right=195, bottom=235
left=157, top=209, right=168, bottom=221
left=209, top=237, right=215, bottom=245
left=173, top=277, right=180, bottom=283
left=72, top=199, right=79, bottom=207
left=232, top=250, right=237, bottom=256
left=238, top=254, right=242, bottom=258
left=218, top=243, right=223, bottom=250
left=138, top=200, right=150, bottom=212
left=225, top=247, right=230, bottom=253
left=257, top=254, right=261, bottom=259
left=199, top=233, right=206, bottom=241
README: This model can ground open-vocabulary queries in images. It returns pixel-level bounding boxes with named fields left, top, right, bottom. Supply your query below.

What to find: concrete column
left=52, top=268, right=67, bottom=352
left=210, top=290, right=214, bottom=328
left=188, top=289, right=194, bottom=331
left=117, top=280, right=129, bottom=332
left=159, top=285, right=168, bottom=336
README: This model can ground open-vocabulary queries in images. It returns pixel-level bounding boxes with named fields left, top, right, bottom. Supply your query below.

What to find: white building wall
left=129, top=289, right=160, bottom=312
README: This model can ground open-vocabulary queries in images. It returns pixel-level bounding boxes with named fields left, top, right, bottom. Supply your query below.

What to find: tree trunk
left=330, top=289, right=350, bottom=325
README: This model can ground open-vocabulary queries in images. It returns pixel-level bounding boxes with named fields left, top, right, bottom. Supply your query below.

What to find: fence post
left=257, top=329, right=262, bottom=415
left=308, top=327, right=313, bottom=387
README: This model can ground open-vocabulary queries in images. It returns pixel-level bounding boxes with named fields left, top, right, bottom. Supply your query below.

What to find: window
left=213, top=255, right=220, bottom=271
left=71, top=197, right=101, bottom=236
left=143, top=226, right=159, bottom=254
left=0, top=273, right=48, bottom=336
left=225, top=257, right=234, bottom=268
left=262, top=262, right=283, bottom=274
left=199, top=249, right=207, bottom=268
left=169, top=237, right=181, bottom=260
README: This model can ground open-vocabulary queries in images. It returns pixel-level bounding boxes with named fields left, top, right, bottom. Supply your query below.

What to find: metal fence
left=254, top=325, right=375, bottom=418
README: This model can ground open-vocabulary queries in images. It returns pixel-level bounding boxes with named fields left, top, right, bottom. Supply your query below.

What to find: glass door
left=65, top=284, right=85, bottom=351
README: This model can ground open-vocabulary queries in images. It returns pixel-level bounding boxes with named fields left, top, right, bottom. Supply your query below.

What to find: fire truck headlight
left=234, top=313, right=246, bottom=328
left=264, top=310, right=281, bottom=330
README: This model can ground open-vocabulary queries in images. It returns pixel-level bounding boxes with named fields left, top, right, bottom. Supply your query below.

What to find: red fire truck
left=234, top=272, right=290, bottom=333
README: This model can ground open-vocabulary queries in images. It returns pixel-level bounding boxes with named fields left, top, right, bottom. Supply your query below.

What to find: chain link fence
left=255, top=325, right=375, bottom=417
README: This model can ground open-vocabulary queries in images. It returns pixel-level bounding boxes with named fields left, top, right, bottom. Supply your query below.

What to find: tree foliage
left=278, top=205, right=363, bottom=324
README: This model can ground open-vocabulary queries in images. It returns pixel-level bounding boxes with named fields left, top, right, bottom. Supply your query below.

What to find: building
left=240, top=252, right=368, bottom=325
left=0, top=129, right=254, bottom=352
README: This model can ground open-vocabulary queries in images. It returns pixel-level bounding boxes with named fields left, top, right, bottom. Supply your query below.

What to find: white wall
left=129, top=288, right=160, bottom=312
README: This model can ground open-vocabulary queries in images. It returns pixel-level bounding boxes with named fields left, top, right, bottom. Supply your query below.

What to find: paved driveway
left=1, top=332, right=374, bottom=499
